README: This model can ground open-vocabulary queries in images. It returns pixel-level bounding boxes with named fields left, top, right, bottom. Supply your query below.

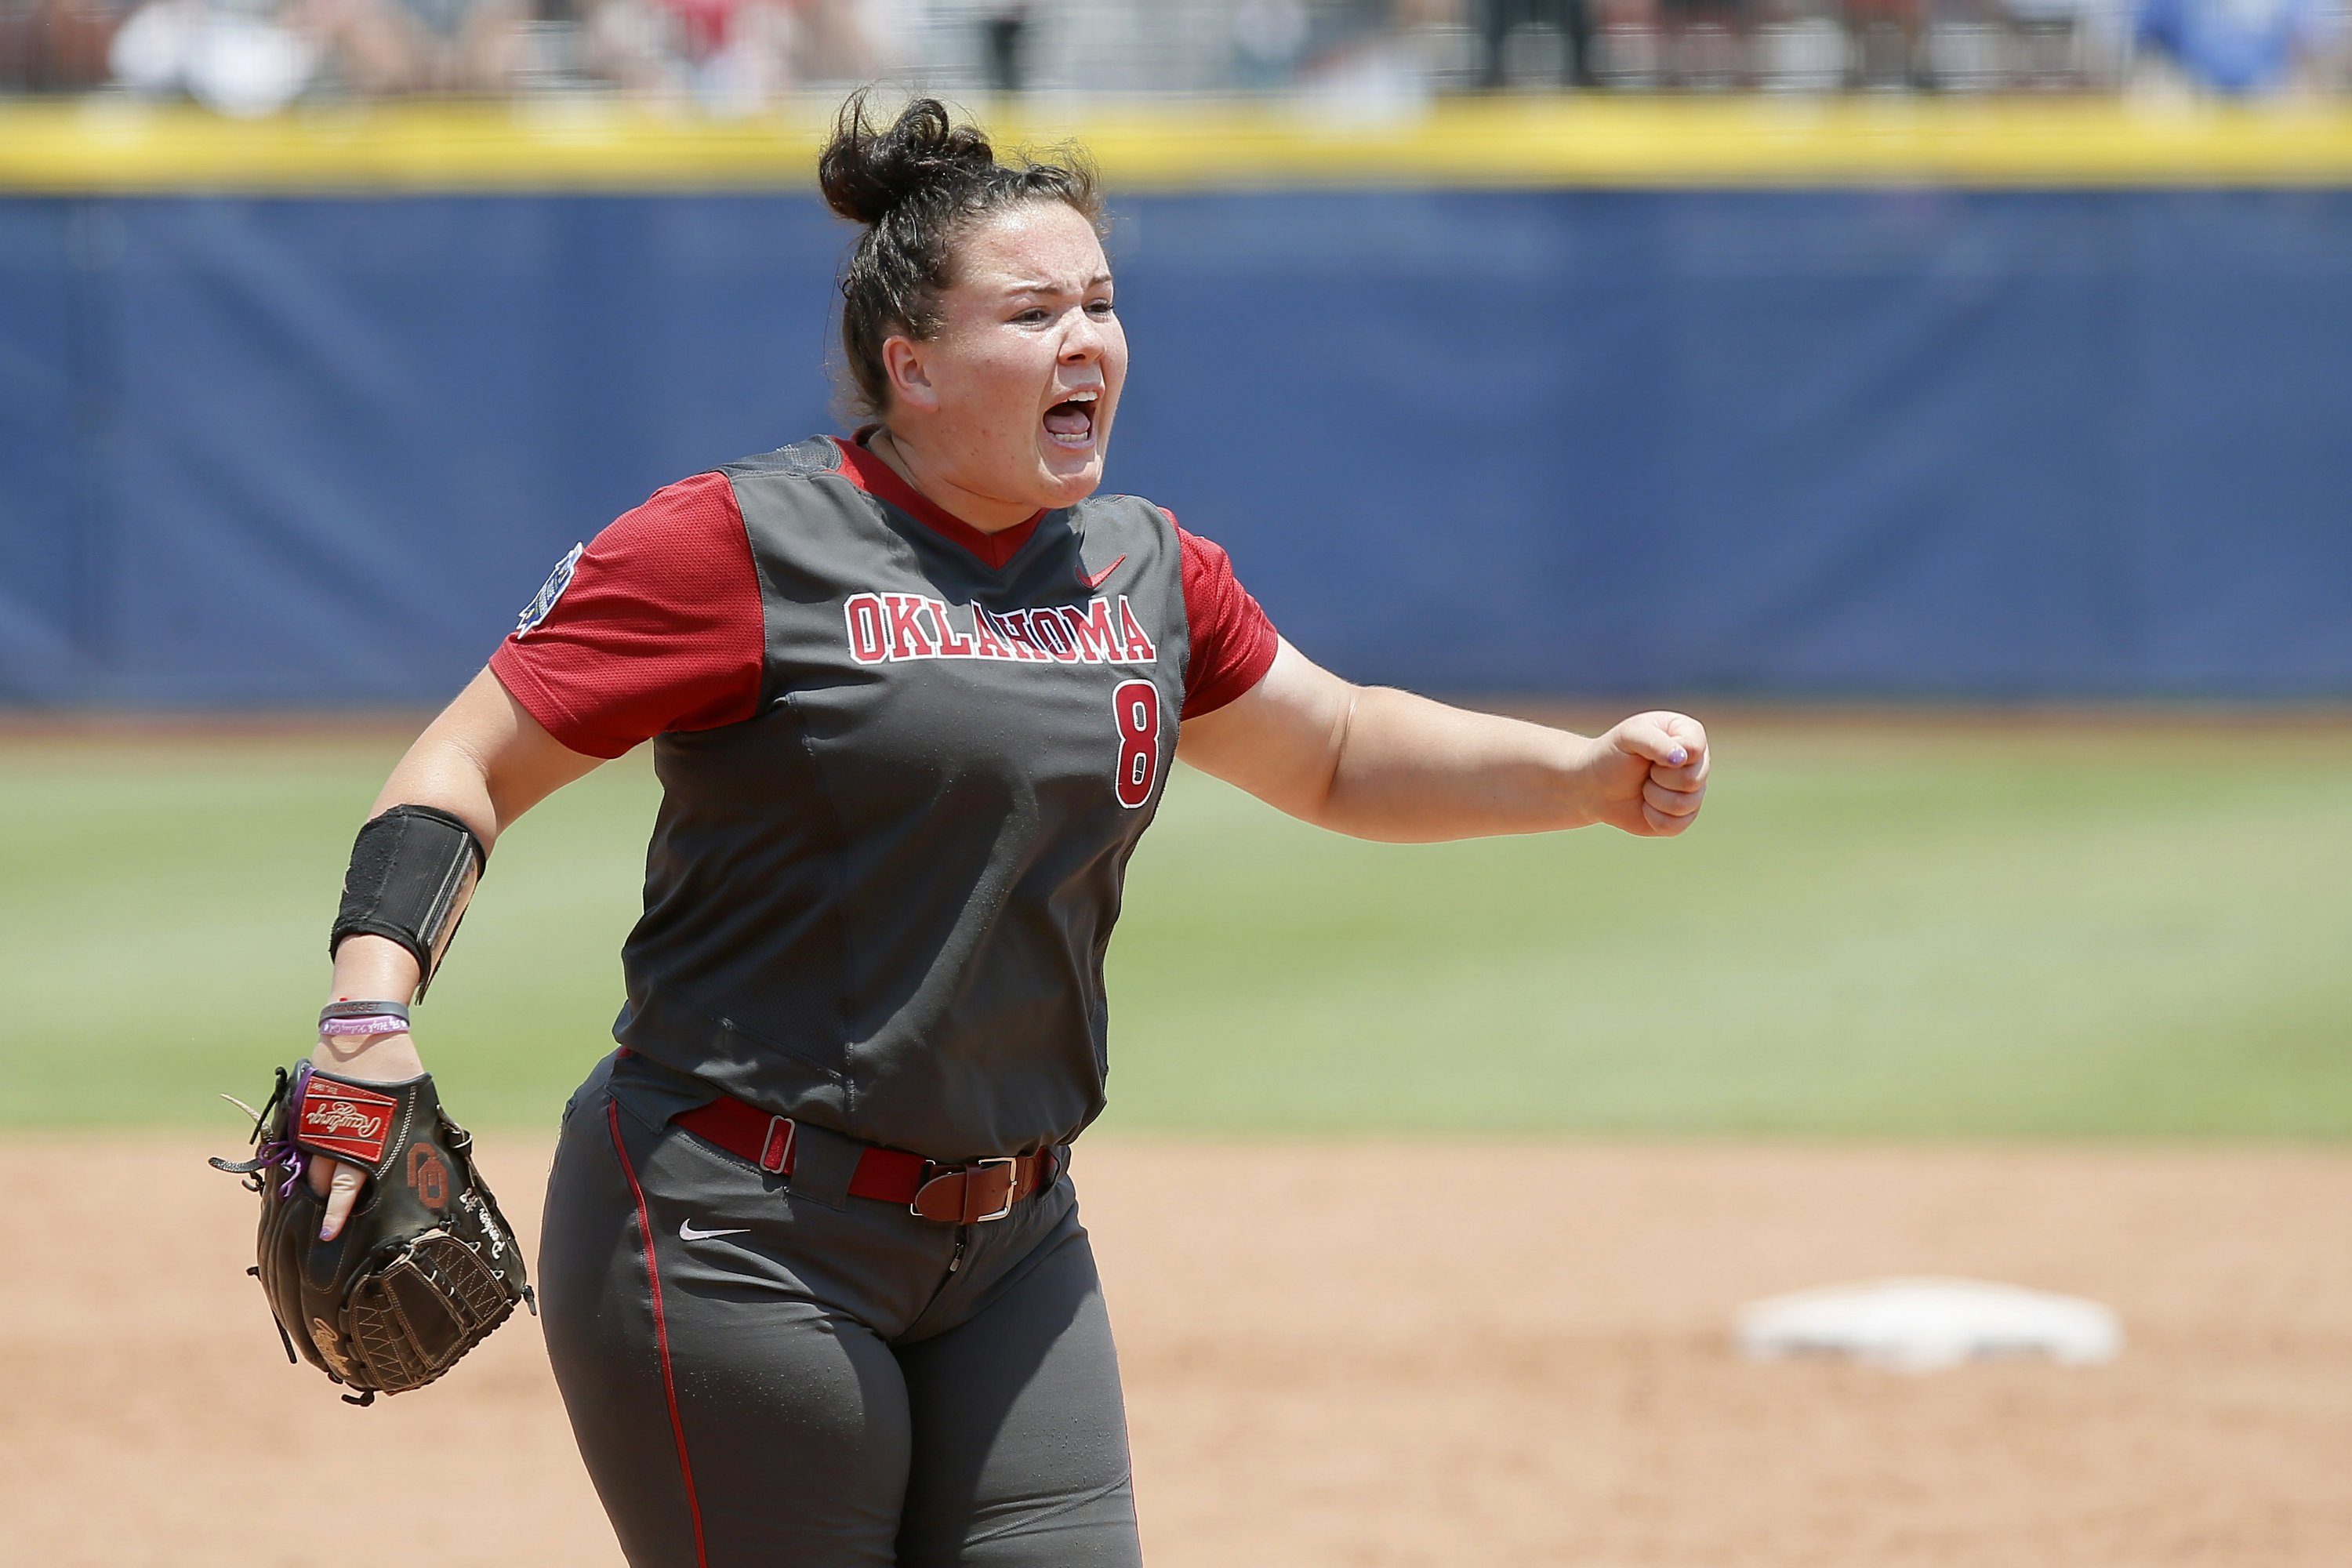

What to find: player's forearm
left=1316, top=687, right=1606, bottom=842
left=315, top=675, right=528, bottom=1080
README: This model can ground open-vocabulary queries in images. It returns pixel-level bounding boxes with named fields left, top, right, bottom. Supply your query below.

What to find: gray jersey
left=492, top=434, right=1277, bottom=1161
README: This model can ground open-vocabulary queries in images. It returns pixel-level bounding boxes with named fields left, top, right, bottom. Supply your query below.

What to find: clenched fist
left=1582, top=712, right=1710, bottom=837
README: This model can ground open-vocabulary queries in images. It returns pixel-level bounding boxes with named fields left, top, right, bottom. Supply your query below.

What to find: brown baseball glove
left=212, top=1061, right=534, bottom=1406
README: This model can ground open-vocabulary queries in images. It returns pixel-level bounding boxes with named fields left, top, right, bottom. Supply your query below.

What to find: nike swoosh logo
left=679, top=1219, right=750, bottom=1242
left=1080, top=555, right=1126, bottom=590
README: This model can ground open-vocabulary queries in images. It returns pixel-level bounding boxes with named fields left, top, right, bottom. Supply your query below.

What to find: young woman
left=306, top=93, right=1708, bottom=1567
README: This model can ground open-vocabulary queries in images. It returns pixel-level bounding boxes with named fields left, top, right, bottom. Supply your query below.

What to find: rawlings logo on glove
left=296, top=1077, right=400, bottom=1164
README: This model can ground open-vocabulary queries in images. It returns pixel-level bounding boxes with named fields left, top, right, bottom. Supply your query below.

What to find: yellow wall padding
left=9, top=96, right=2352, bottom=194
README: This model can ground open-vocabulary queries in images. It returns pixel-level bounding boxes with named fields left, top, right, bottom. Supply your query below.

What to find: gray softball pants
left=539, top=1051, right=1143, bottom=1567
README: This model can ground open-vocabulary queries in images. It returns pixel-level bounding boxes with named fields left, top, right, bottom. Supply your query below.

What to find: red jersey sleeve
left=1169, top=513, right=1279, bottom=720
left=488, top=470, right=765, bottom=759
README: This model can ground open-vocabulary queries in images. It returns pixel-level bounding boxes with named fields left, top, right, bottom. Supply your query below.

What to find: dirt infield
left=8, top=1137, right=2350, bottom=1568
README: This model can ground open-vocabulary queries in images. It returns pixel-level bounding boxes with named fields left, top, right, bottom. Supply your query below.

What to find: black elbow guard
left=328, top=805, right=487, bottom=1001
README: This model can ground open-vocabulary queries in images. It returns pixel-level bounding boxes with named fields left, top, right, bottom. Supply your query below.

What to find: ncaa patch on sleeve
left=515, top=543, right=586, bottom=636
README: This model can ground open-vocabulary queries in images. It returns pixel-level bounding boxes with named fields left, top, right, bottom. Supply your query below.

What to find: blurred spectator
left=108, top=0, right=519, bottom=107
left=1918, top=0, right=2008, bottom=90
left=3, top=0, right=128, bottom=89
left=2132, top=0, right=2343, bottom=91
left=109, top=0, right=319, bottom=112
left=1842, top=0, right=1924, bottom=84
left=96, top=0, right=891, bottom=104
left=1233, top=0, right=1312, bottom=86
left=583, top=0, right=882, bottom=107
left=1479, top=0, right=1595, bottom=85
left=2005, top=0, right=2132, bottom=86
left=301, top=0, right=524, bottom=93
left=1751, top=3, right=1851, bottom=90
left=1664, top=0, right=1744, bottom=85
left=1588, top=0, right=1665, bottom=85
left=978, top=1, right=1024, bottom=91
left=13, top=0, right=2352, bottom=102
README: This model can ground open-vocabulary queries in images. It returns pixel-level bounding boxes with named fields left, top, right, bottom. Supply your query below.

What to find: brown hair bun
left=818, top=94, right=996, bottom=227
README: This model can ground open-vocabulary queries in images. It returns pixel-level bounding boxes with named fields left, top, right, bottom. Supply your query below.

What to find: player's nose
left=1058, top=311, right=1105, bottom=364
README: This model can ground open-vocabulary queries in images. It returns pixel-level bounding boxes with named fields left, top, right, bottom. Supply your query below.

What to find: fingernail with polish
left=1668, top=747, right=1688, bottom=767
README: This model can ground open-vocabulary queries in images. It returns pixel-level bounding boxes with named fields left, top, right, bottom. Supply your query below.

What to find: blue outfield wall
left=3, top=187, right=2350, bottom=706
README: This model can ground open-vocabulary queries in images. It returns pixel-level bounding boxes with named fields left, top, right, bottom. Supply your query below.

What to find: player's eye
left=1011, top=307, right=1050, bottom=325
left=1087, top=299, right=1115, bottom=317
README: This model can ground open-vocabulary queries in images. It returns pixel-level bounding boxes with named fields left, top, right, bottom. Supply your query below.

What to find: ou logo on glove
left=406, top=1144, right=451, bottom=1210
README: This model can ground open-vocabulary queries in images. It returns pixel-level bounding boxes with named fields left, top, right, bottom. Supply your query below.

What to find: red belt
left=671, top=1091, right=1058, bottom=1225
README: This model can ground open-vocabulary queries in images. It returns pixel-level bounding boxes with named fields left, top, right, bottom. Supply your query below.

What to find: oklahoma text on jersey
left=844, top=593, right=1160, bottom=666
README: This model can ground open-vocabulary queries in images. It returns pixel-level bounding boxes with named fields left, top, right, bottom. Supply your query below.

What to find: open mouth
left=1043, top=390, right=1098, bottom=450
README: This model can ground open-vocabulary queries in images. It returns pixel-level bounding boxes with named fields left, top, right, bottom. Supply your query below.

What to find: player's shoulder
left=1075, top=488, right=1167, bottom=519
left=591, top=466, right=742, bottom=554
left=712, top=437, right=882, bottom=543
left=1078, top=491, right=1233, bottom=546
left=717, top=434, right=846, bottom=485
left=510, top=466, right=760, bottom=644
left=1071, top=490, right=1181, bottom=543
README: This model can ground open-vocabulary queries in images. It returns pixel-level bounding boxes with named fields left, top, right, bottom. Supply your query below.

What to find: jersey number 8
left=1112, top=680, right=1160, bottom=809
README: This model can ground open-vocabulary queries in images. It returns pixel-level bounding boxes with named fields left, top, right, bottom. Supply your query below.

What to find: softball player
left=306, top=93, right=1709, bottom=1567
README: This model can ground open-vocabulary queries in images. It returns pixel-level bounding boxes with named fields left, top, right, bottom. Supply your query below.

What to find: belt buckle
left=970, top=1156, right=1018, bottom=1222
left=911, top=1156, right=1020, bottom=1223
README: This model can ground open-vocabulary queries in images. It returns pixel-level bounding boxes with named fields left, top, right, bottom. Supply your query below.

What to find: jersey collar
left=832, top=430, right=1045, bottom=572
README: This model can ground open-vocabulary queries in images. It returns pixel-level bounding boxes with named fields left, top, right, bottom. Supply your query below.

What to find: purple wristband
left=318, top=1014, right=410, bottom=1038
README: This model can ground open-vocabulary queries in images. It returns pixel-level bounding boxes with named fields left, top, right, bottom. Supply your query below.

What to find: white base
left=1735, top=1276, right=2122, bottom=1373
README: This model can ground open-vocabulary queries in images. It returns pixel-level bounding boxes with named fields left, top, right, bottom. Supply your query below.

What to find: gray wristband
left=318, top=1000, right=411, bottom=1029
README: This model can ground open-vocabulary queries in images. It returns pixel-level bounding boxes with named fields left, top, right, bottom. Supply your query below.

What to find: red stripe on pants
left=608, top=1100, right=710, bottom=1567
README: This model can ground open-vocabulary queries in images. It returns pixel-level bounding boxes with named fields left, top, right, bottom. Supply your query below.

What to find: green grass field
left=4, top=717, right=2347, bottom=1137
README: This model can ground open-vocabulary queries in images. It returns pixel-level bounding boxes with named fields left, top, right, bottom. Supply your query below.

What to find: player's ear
left=882, top=335, right=938, bottom=412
